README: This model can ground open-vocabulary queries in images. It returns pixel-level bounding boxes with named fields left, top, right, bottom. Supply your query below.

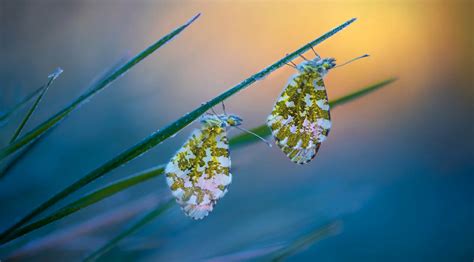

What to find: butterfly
left=165, top=113, right=242, bottom=219
left=267, top=52, right=368, bottom=164
left=267, top=52, right=336, bottom=164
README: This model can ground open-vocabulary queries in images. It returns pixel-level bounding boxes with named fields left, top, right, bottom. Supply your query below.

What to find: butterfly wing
left=165, top=124, right=232, bottom=219
left=267, top=71, right=331, bottom=164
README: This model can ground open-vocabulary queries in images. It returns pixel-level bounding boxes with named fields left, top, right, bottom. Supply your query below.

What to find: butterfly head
left=221, top=114, right=243, bottom=127
left=320, top=58, right=336, bottom=70
left=297, top=57, right=336, bottom=76
left=201, top=114, right=242, bottom=128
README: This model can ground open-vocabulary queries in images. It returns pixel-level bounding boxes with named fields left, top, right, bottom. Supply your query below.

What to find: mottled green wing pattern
left=165, top=124, right=232, bottom=219
left=267, top=70, right=331, bottom=164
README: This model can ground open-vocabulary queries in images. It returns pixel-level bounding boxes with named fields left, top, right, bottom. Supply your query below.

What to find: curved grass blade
left=83, top=199, right=174, bottom=262
left=0, top=77, right=394, bottom=244
left=0, top=13, right=201, bottom=161
left=0, top=13, right=200, bottom=242
left=9, top=68, right=63, bottom=143
left=0, top=86, right=45, bottom=124
left=229, top=78, right=397, bottom=147
left=268, top=221, right=342, bottom=261
left=0, top=166, right=164, bottom=244
left=0, top=18, right=355, bottom=243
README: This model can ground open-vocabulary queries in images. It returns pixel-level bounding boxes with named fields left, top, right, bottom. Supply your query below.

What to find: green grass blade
left=83, top=199, right=174, bottom=262
left=0, top=166, right=164, bottom=244
left=0, top=13, right=201, bottom=161
left=269, top=221, right=342, bottom=261
left=9, top=68, right=63, bottom=143
left=229, top=78, right=397, bottom=147
left=330, top=78, right=397, bottom=109
left=0, top=86, right=46, bottom=123
left=1, top=72, right=64, bottom=179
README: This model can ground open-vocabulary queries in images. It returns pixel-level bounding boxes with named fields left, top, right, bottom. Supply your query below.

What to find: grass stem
left=9, top=68, right=63, bottom=143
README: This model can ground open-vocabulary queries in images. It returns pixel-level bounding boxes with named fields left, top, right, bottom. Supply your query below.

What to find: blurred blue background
left=0, top=0, right=473, bottom=261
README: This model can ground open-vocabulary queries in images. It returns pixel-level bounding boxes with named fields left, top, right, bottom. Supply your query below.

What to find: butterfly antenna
left=334, top=54, right=369, bottom=69
left=234, top=126, right=272, bottom=148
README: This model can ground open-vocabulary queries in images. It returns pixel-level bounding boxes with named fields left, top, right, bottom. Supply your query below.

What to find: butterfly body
left=267, top=57, right=335, bottom=164
left=165, top=114, right=241, bottom=219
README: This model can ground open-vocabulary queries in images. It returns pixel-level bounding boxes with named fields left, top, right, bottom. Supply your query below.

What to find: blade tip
left=186, top=13, right=201, bottom=26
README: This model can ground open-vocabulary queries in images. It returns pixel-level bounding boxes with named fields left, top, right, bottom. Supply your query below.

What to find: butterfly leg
left=284, top=53, right=298, bottom=68
left=311, top=46, right=321, bottom=58
left=210, top=107, right=219, bottom=116
left=299, top=54, right=309, bottom=61
left=221, top=102, right=227, bottom=115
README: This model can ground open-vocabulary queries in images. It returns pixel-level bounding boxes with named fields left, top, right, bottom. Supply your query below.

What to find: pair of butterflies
left=165, top=52, right=366, bottom=219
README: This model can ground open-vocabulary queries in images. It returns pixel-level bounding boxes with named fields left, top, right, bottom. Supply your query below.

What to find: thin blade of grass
left=0, top=18, right=355, bottom=243
left=8, top=68, right=63, bottom=143
left=0, top=13, right=201, bottom=161
left=0, top=13, right=200, bottom=242
left=269, top=221, right=342, bottom=261
left=1, top=71, right=64, bottom=179
left=229, top=78, right=397, bottom=147
left=0, top=86, right=46, bottom=124
left=0, top=166, right=164, bottom=244
left=83, top=199, right=174, bottom=262
left=329, top=78, right=397, bottom=108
